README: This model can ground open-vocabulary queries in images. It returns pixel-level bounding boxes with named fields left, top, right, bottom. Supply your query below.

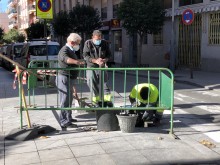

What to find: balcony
left=8, top=21, right=18, bottom=29
left=28, top=4, right=36, bottom=14
left=8, top=0, right=17, bottom=8
left=8, top=9, right=17, bottom=19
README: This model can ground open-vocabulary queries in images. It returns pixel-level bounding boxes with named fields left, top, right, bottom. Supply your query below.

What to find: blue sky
left=0, top=0, right=8, bottom=13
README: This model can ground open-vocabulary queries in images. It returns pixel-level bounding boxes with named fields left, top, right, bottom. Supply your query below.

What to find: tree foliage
left=69, top=3, right=102, bottom=36
left=25, top=22, right=50, bottom=39
left=3, top=29, right=25, bottom=44
left=117, top=0, right=165, bottom=64
left=52, top=11, right=71, bottom=37
left=0, top=26, right=4, bottom=41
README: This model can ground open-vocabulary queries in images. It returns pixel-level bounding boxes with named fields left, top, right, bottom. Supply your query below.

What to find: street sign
left=36, top=0, right=53, bottom=19
left=182, top=9, right=194, bottom=25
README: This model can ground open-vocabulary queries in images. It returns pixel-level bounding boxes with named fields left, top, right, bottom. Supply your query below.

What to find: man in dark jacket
left=83, top=30, right=112, bottom=106
left=56, top=33, right=85, bottom=128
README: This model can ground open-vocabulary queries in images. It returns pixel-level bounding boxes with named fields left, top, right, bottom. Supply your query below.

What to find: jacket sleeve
left=83, top=40, right=93, bottom=63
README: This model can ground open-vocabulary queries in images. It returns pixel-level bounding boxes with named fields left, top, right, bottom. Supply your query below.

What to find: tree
left=3, top=29, right=25, bottom=44
left=69, top=3, right=102, bottom=36
left=69, top=3, right=102, bottom=52
left=52, top=10, right=71, bottom=38
left=0, top=27, right=4, bottom=42
left=117, top=0, right=165, bottom=64
left=25, top=21, right=50, bottom=39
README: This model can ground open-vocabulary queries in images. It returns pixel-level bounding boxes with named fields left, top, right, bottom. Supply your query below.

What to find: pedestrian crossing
left=173, top=90, right=220, bottom=143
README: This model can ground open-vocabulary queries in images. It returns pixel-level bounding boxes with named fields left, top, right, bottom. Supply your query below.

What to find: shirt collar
left=66, top=43, right=74, bottom=51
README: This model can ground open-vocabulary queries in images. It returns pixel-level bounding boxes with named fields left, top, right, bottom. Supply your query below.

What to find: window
left=143, top=35, right=148, bottom=44
left=209, top=12, right=220, bottom=45
left=179, top=0, right=203, bottom=6
left=101, top=0, right=107, bottom=20
left=164, top=0, right=172, bottom=9
left=153, top=31, right=163, bottom=45
left=113, top=0, right=120, bottom=18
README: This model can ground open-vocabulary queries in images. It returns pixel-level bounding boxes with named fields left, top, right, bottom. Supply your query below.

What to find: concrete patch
left=110, top=150, right=151, bottom=165
left=38, top=146, right=74, bottom=162
left=5, top=151, right=40, bottom=165
left=76, top=154, right=115, bottom=165
left=70, top=144, right=105, bottom=157
left=100, top=140, right=135, bottom=153
left=41, top=158, right=79, bottom=165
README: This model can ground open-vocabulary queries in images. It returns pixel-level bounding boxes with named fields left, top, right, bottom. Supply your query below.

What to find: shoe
left=70, top=119, right=77, bottom=122
left=152, top=118, right=161, bottom=126
left=61, top=123, right=78, bottom=128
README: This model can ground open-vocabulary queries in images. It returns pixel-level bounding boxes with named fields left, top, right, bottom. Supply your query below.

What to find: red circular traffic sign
left=38, top=0, right=51, bottom=12
left=182, top=9, right=194, bottom=25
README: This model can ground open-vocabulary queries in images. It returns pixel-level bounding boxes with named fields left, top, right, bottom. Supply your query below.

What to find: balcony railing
left=8, top=10, right=17, bottom=19
left=8, top=21, right=18, bottom=29
left=28, top=4, right=36, bottom=14
left=8, top=0, right=17, bottom=8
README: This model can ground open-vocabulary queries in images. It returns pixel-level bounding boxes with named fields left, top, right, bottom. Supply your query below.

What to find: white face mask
left=72, top=45, right=79, bottom=51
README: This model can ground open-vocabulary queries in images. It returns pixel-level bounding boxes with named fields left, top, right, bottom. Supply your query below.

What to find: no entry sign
left=182, top=9, right=194, bottom=25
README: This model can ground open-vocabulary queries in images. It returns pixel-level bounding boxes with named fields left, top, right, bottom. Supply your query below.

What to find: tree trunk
left=80, top=32, right=85, bottom=59
left=137, top=34, right=143, bottom=65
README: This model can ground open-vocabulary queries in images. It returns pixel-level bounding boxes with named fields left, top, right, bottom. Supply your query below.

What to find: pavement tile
left=70, top=143, right=105, bottom=157
left=180, top=136, right=220, bottom=159
left=76, top=154, right=115, bottom=165
left=5, top=140, right=37, bottom=154
left=5, top=151, right=40, bottom=165
left=41, top=158, right=79, bottom=165
left=96, top=136, right=125, bottom=143
left=110, top=150, right=152, bottom=165
left=0, top=155, right=4, bottom=165
left=65, top=136, right=97, bottom=146
left=57, top=131, right=90, bottom=139
left=89, top=131, right=122, bottom=141
left=35, top=139, right=67, bottom=150
left=139, top=146, right=207, bottom=164
left=38, top=146, right=74, bottom=162
left=100, top=140, right=135, bottom=153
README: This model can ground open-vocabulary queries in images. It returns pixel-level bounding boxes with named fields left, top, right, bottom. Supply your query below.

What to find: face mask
left=93, top=40, right=101, bottom=46
left=72, top=45, right=79, bottom=51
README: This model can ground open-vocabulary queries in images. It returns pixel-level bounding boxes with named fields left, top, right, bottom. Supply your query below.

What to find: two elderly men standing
left=56, top=30, right=111, bottom=128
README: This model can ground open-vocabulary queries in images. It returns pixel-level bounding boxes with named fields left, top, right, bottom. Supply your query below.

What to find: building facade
left=7, top=0, right=37, bottom=34
left=0, top=13, right=10, bottom=33
left=144, top=0, right=220, bottom=71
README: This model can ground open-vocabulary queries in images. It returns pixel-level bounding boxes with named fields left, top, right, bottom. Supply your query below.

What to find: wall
left=141, top=20, right=171, bottom=67
left=200, top=12, right=220, bottom=71
left=0, top=13, right=9, bottom=33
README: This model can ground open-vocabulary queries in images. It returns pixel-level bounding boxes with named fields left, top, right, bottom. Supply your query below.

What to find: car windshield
left=29, top=45, right=60, bottom=56
left=14, top=45, right=23, bottom=57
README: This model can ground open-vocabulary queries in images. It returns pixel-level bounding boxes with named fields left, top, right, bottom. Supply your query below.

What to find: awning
left=165, top=3, right=220, bottom=17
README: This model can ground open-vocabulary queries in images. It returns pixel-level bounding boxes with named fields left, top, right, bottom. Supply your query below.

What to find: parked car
left=4, top=43, right=24, bottom=70
left=19, top=40, right=60, bottom=68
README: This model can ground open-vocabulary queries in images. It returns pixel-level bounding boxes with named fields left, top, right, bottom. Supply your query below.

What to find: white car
left=19, top=40, right=60, bottom=68
left=4, top=43, right=24, bottom=70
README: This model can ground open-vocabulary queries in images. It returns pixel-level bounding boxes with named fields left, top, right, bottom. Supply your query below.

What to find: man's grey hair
left=67, top=33, right=82, bottom=42
left=92, top=30, right=102, bottom=36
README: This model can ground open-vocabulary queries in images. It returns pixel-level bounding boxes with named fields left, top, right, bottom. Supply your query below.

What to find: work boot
left=152, top=118, right=161, bottom=126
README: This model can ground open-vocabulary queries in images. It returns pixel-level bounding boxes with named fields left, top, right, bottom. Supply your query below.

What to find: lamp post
left=170, top=0, right=175, bottom=72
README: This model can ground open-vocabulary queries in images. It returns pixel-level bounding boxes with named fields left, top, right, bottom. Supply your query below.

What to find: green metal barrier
left=19, top=62, right=174, bottom=134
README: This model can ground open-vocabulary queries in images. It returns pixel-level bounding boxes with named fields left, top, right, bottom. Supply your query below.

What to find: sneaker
left=61, top=123, right=78, bottom=128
